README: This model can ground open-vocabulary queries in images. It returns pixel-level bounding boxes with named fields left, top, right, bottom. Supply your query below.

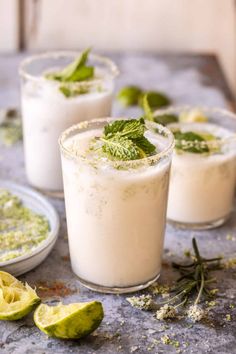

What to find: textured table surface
left=0, top=53, right=236, bottom=354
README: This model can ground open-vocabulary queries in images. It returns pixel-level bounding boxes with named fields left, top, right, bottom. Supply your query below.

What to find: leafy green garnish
left=45, top=48, right=94, bottom=97
left=117, top=86, right=143, bottom=106
left=104, top=118, right=145, bottom=139
left=45, top=48, right=93, bottom=82
left=139, top=91, right=170, bottom=109
left=154, top=114, right=178, bottom=126
left=100, top=118, right=156, bottom=161
left=117, top=86, right=171, bottom=109
left=143, top=94, right=176, bottom=127
left=173, top=130, right=210, bottom=154
left=101, top=136, right=140, bottom=161
left=59, top=85, right=89, bottom=98
left=143, top=94, right=154, bottom=122
left=134, top=136, right=157, bottom=156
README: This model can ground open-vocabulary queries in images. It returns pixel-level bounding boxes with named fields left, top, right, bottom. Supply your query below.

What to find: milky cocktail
left=19, top=50, right=118, bottom=195
left=59, top=118, right=174, bottom=293
left=167, top=122, right=236, bottom=229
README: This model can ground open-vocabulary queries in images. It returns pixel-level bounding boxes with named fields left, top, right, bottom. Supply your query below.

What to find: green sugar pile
left=0, top=189, right=49, bottom=262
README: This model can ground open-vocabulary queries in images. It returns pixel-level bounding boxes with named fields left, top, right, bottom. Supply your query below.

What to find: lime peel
left=0, top=271, right=40, bottom=320
left=34, top=301, right=104, bottom=339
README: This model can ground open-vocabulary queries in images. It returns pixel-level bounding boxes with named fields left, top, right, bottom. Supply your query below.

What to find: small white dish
left=0, top=180, right=60, bottom=276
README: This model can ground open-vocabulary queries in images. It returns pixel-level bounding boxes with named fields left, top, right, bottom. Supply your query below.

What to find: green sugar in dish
left=0, top=189, right=49, bottom=262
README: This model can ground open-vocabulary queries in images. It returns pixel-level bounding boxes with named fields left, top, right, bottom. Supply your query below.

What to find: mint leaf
left=104, top=118, right=145, bottom=139
left=117, top=86, right=143, bottom=106
left=174, top=131, right=209, bottom=154
left=59, top=86, right=72, bottom=97
left=143, top=94, right=154, bottom=122
left=101, top=136, right=140, bottom=160
left=45, top=48, right=94, bottom=83
left=134, top=136, right=156, bottom=156
left=100, top=118, right=157, bottom=161
left=139, top=91, right=170, bottom=109
left=67, top=66, right=94, bottom=82
left=59, top=85, right=89, bottom=97
left=154, top=114, right=178, bottom=126
left=104, top=120, right=129, bottom=137
left=120, top=118, right=145, bottom=139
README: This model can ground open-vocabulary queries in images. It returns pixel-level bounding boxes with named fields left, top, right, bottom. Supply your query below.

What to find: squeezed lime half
left=34, top=301, right=104, bottom=339
left=0, top=271, right=40, bottom=320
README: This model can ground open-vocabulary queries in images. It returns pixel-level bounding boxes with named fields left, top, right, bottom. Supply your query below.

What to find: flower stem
left=194, top=266, right=205, bottom=305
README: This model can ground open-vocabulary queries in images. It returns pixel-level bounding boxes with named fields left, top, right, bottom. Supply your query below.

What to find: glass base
left=74, top=273, right=160, bottom=294
left=167, top=214, right=230, bottom=230
left=34, top=186, right=64, bottom=199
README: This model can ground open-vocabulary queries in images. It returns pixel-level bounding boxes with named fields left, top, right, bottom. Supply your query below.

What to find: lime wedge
left=179, top=109, right=208, bottom=123
left=0, top=271, right=40, bottom=320
left=34, top=301, right=104, bottom=339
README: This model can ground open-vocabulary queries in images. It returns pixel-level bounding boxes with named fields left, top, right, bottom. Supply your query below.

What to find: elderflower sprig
left=157, top=238, right=221, bottom=321
left=126, top=294, right=154, bottom=310
left=126, top=238, right=222, bottom=323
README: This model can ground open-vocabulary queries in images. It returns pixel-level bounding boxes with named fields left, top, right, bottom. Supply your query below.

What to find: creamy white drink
left=59, top=118, right=174, bottom=293
left=20, top=51, right=118, bottom=194
left=167, top=122, right=236, bottom=229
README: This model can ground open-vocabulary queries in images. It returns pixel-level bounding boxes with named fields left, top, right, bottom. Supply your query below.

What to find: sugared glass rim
left=59, top=117, right=175, bottom=169
left=153, top=105, right=236, bottom=149
left=19, top=51, right=119, bottom=88
left=153, top=104, right=236, bottom=122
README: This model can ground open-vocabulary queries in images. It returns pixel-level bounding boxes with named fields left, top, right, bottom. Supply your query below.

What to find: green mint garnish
left=143, top=94, right=154, bottom=122
left=45, top=48, right=93, bottom=82
left=100, top=118, right=156, bottom=161
left=173, top=130, right=219, bottom=154
left=134, top=136, right=157, bottom=156
left=59, top=85, right=89, bottom=98
left=154, top=114, right=178, bottom=126
left=139, top=91, right=171, bottom=109
left=101, top=135, right=141, bottom=161
left=117, top=86, right=171, bottom=109
left=117, top=86, right=143, bottom=106
left=143, top=94, right=176, bottom=126
left=45, top=48, right=94, bottom=97
left=104, top=118, right=145, bottom=139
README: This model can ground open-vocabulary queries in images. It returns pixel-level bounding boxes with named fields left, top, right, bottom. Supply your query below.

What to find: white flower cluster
left=156, top=304, right=177, bottom=320
left=187, top=305, right=206, bottom=322
left=126, top=294, right=153, bottom=310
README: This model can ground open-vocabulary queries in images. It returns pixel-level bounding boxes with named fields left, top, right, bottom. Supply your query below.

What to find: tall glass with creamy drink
left=59, top=118, right=174, bottom=293
left=167, top=122, right=236, bottom=229
left=19, top=51, right=118, bottom=196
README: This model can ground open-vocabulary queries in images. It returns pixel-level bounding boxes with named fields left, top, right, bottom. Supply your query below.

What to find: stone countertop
left=0, top=53, right=236, bottom=354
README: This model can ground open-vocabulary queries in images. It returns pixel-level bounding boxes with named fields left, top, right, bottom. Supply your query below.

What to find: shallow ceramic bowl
left=0, top=180, right=60, bottom=276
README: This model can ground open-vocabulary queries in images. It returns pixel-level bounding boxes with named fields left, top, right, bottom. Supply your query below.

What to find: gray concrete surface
left=0, top=53, right=235, bottom=354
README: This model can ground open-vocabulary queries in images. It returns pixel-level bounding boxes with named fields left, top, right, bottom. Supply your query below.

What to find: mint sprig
left=117, top=86, right=142, bottom=106
left=101, top=136, right=141, bottom=161
left=143, top=95, right=178, bottom=126
left=117, top=85, right=171, bottom=109
left=139, top=91, right=170, bottom=109
left=45, top=48, right=94, bottom=97
left=143, top=94, right=154, bottom=122
left=173, top=130, right=219, bottom=154
left=104, top=118, right=145, bottom=139
left=100, top=118, right=156, bottom=161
